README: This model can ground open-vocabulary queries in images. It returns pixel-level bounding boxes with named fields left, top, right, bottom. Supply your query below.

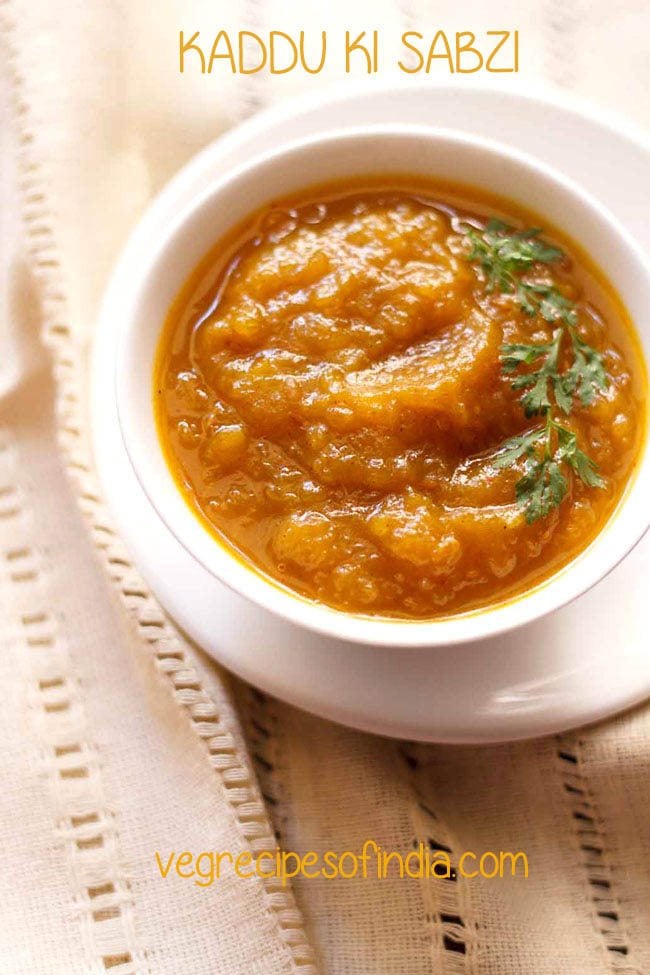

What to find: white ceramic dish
left=116, top=122, right=649, bottom=649
left=93, top=81, right=650, bottom=742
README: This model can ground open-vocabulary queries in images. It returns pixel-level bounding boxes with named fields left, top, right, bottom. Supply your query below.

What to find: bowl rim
left=115, top=121, right=650, bottom=648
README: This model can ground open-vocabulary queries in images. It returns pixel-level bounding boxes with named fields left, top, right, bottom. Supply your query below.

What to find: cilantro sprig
left=466, top=220, right=564, bottom=288
left=464, top=219, right=608, bottom=523
left=494, top=414, right=604, bottom=524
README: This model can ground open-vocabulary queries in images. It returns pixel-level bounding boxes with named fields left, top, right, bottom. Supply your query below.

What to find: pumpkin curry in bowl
left=154, top=180, right=645, bottom=620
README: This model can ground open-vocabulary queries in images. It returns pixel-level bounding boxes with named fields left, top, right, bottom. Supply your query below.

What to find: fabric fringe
left=398, top=745, right=480, bottom=974
left=0, top=431, right=147, bottom=975
left=0, top=2, right=316, bottom=971
left=556, top=736, right=641, bottom=974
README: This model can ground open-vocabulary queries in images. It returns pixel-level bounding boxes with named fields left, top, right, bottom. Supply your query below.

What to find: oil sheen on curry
left=155, top=180, right=644, bottom=619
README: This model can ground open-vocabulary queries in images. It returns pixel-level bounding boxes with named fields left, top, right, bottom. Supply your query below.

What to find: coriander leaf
left=562, top=332, right=608, bottom=406
left=554, top=423, right=578, bottom=458
left=484, top=220, right=564, bottom=267
left=513, top=371, right=553, bottom=416
left=501, top=341, right=550, bottom=374
left=538, top=289, right=577, bottom=328
left=497, top=417, right=605, bottom=523
left=464, top=221, right=565, bottom=296
left=515, top=457, right=568, bottom=524
left=567, top=449, right=606, bottom=488
left=501, top=325, right=606, bottom=418
left=547, top=459, right=569, bottom=505
left=504, top=329, right=563, bottom=417
left=553, top=374, right=574, bottom=416
left=517, top=282, right=577, bottom=327
left=515, top=282, right=538, bottom=317
left=485, top=218, right=509, bottom=234
left=555, top=424, right=606, bottom=488
left=465, top=229, right=515, bottom=292
left=466, top=218, right=609, bottom=521
left=493, top=426, right=545, bottom=468
left=498, top=235, right=563, bottom=269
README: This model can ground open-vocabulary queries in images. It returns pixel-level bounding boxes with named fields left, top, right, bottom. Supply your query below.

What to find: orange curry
left=154, top=181, right=645, bottom=618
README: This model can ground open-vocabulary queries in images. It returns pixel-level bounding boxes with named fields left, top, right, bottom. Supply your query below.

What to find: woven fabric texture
left=0, top=2, right=649, bottom=974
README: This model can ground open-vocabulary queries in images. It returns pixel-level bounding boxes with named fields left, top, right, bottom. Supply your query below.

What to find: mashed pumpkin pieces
left=155, top=183, right=644, bottom=618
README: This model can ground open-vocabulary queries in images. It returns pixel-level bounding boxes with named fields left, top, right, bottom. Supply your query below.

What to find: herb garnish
left=464, top=219, right=608, bottom=524
left=493, top=413, right=604, bottom=523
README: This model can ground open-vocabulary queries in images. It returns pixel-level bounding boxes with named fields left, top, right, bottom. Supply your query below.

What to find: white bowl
left=115, top=123, right=650, bottom=649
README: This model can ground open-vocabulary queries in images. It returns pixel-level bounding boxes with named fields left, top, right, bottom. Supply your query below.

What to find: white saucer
left=92, top=81, right=650, bottom=744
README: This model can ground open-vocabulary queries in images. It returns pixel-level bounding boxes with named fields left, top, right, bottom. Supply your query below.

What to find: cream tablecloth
left=1, top=2, right=649, bottom=973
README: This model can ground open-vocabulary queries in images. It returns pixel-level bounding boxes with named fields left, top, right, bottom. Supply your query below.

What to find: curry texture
left=154, top=181, right=644, bottom=618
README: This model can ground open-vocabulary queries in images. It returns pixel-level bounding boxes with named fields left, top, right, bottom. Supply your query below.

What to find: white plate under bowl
left=92, top=81, right=650, bottom=744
